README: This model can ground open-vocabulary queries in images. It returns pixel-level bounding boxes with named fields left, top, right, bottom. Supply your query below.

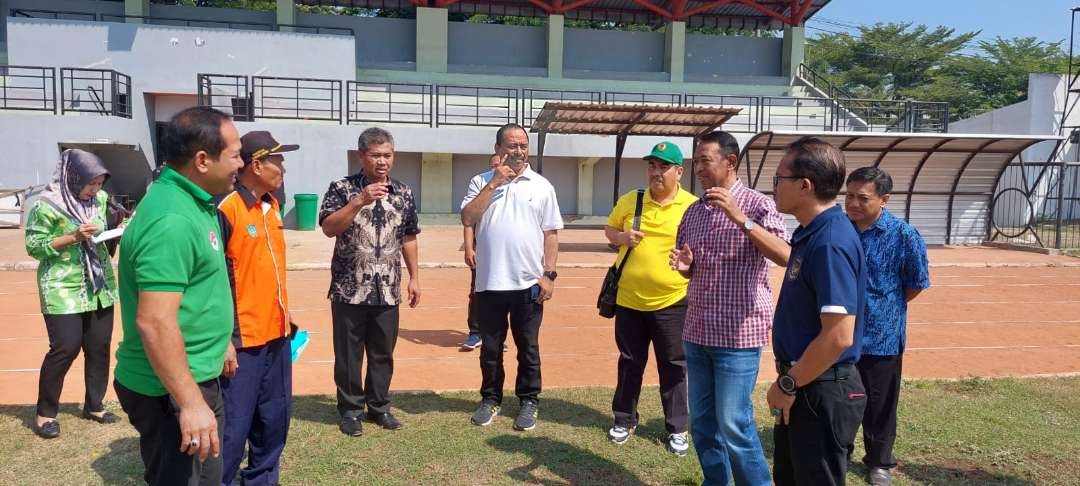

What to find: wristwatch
left=742, top=219, right=755, bottom=233
left=777, top=373, right=798, bottom=396
left=543, top=270, right=558, bottom=281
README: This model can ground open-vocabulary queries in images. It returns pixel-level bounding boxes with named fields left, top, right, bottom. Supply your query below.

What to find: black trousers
left=857, top=354, right=903, bottom=469
left=37, top=305, right=114, bottom=418
left=331, top=302, right=399, bottom=417
left=773, top=365, right=866, bottom=486
left=115, top=379, right=225, bottom=486
left=466, top=268, right=480, bottom=336
left=476, top=287, right=543, bottom=405
left=611, top=301, right=689, bottom=434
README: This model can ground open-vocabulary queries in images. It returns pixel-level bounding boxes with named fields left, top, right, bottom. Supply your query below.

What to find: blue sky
left=811, top=0, right=1078, bottom=53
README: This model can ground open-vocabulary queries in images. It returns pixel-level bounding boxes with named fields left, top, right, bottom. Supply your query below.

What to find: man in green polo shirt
left=113, top=106, right=243, bottom=486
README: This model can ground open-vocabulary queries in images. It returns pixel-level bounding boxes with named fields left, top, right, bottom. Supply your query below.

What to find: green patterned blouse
left=24, top=191, right=118, bottom=315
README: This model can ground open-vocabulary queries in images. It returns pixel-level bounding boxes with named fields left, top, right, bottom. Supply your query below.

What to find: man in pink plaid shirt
left=670, top=131, right=790, bottom=486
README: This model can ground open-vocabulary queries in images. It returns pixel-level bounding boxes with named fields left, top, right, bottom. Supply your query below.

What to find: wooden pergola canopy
left=530, top=102, right=742, bottom=204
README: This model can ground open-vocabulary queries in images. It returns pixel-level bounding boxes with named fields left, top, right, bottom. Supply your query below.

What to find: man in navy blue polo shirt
left=845, top=167, right=930, bottom=486
left=767, top=137, right=867, bottom=486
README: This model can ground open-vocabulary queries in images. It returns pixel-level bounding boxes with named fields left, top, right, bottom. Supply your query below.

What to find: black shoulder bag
left=597, top=189, right=645, bottom=318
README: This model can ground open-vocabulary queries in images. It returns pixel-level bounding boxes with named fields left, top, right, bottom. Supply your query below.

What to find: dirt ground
left=1, top=226, right=1078, bottom=405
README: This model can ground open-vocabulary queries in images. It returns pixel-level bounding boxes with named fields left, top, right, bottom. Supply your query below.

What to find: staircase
left=793, top=63, right=947, bottom=133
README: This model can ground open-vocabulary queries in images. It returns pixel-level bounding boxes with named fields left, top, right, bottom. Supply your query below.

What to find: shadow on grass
left=488, top=435, right=647, bottom=485
left=899, top=462, right=1037, bottom=485
left=0, top=404, right=37, bottom=433
left=398, top=328, right=469, bottom=348
left=90, top=436, right=142, bottom=485
left=290, top=392, right=613, bottom=432
left=0, top=403, right=88, bottom=433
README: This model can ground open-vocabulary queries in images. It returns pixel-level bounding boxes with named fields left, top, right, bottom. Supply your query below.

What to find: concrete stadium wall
left=564, top=28, right=666, bottom=81
left=685, top=35, right=782, bottom=79
left=0, top=113, right=155, bottom=197
left=7, top=18, right=356, bottom=93
left=448, top=22, right=547, bottom=76
left=295, top=14, right=416, bottom=71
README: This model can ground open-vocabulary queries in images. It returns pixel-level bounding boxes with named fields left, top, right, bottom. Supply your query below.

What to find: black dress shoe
left=82, top=410, right=121, bottom=424
left=34, top=420, right=60, bottom=439
left=339, top=416, right=363, bottom=436
left=868, top=467, right=893, bottom=486
left=367, top=412, right=403, bottom=430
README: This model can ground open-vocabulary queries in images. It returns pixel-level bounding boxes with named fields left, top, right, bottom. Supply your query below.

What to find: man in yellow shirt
left=604, top=141, right=697, bottom=456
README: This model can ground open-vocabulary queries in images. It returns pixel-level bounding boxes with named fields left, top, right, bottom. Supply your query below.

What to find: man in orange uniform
left=216, top=130, right=297, bottom=485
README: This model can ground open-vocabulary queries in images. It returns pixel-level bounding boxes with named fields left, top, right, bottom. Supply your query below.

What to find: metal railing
left=683, top=95, right=759, bottom=133
left=10, top=9, right=352, bottom=36
left=910, top=102, right=950, bottom=133
left=60, top=68, right=131, bottom=118
left=522, top=89, right=602, bottom=127
left=197, top=74, right=252, bottom=121
left=991, top=159, right=1080, bottom=250
left=0, top=65, right=57, bottom=113
left=797, top=63, right=854, bottom=100
left=759, top=96, right=834, bottom=132
left=604, top=91, right=681, bottom=106
left=252, top=76, right=342, bottom=123
left=436, top=86, right=519, bottom=127
left=275, top=23, right=355, bottom=36
left=99, top=14, right=276, bottom=31
left=194, top=73, right=950, bottom=133
left=10, top=8, right=96, bottom=21
left=347, top=82, right=432, bottom=126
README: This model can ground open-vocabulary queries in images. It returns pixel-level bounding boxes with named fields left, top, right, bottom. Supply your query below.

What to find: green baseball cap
left=644, top=141, right=684, bottom=166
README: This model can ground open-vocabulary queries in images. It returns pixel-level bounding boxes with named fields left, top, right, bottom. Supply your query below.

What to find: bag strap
left=614, top=189, right=646, bottom=276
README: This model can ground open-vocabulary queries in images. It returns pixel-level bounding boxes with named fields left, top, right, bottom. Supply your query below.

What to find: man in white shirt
left=460, top=123, right=562, bottom=432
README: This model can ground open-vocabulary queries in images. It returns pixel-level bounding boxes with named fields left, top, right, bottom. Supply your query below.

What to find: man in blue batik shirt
left=845, top=167, right=930, bottom=486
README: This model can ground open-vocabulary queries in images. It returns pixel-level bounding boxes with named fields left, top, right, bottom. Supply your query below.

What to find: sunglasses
left=772, top=174, right=803, bottom=187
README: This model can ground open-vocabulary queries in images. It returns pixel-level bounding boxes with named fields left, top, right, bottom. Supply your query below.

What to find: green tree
left=808, top=23, right=1070, bottom=121
left=806, top=22, right=978, bottom=99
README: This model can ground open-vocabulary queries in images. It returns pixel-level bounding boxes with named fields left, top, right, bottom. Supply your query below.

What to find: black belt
left=776, top=361, right=855, bottom=383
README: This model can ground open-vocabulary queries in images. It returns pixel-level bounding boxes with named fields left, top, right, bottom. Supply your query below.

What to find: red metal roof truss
left=424, top=0, right=818, bottom=24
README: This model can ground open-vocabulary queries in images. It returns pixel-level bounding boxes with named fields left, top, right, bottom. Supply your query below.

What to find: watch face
left=779, top=375, right=797, bottom=392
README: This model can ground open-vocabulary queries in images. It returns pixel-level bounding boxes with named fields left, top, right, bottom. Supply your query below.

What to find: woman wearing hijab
left=24, top=149, right=120, bottom=439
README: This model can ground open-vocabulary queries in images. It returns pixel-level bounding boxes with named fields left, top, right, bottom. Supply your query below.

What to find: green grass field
left=2, top=377, right=1078, bottom=485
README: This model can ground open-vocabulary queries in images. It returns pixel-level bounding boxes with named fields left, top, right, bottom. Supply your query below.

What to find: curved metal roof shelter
left=299, top=0, right=829, bottom=28
left=740, top=131, right=1062, bottom=245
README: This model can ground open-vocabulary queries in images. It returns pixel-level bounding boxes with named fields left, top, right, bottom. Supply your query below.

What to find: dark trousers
left=857, top=354, right=903, bottom=469
left=476, top=287, right=543, bottom=405
left=37, top=305, right=114, bottom=418
left=221, top=337, right=292, bottom=486
left=331, top=302, right=399, bottom=417
left=773, top=365, right=866, bottom=486
left=115, top=379, right=225, bottom=486
left=611, top=301, right=688, bottom=434
left=466, top=268, right=480, bottom=336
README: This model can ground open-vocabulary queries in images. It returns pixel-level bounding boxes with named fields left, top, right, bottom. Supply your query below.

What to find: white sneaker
left=608, top=425, right=634, bottom=444
left=666, top=432, right=690, bottom=456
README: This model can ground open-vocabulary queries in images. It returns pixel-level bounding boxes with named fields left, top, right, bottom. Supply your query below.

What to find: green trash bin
left=294, top=193, right=319, bottom=231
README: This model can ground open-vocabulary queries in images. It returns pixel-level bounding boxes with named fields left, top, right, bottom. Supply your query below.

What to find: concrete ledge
left=983, top=242, right=1062, bottom=256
